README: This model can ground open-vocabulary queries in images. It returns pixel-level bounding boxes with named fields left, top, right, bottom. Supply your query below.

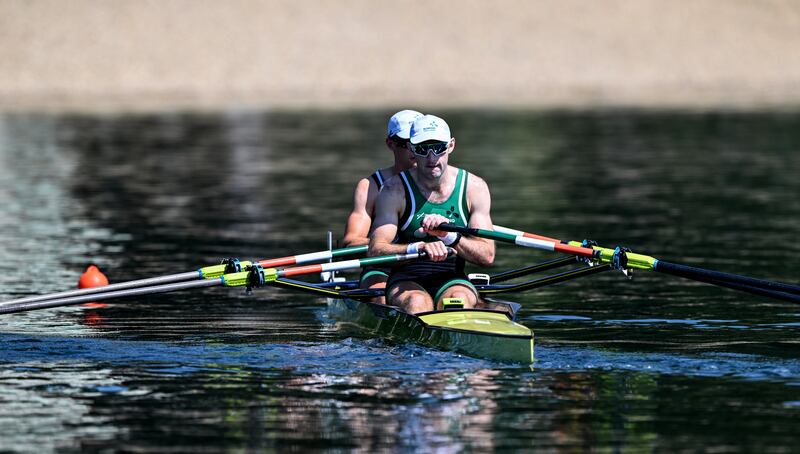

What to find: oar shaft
left=689, top=274, right=800, bottom=304
left=494, top=225, right=595, bottom=257
left=0, top=278, right=222, bottom=315
left=1, top=271, right=200, bottom=306
left=277, top=252, right=423, bottom=278
left=1, top=250, right=425, bottom=315
left=441, top=224, right=596, bottom=258
left=446, top=223, right=800, bottom=304
left=1, top=245, right=368, bottom=308
left=654, top=260, right=800, bottom=296
left=257, top=245, right=367, bottom=268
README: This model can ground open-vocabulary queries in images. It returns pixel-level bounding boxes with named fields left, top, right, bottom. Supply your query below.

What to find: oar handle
left=258, top=249, right=447, bottom=280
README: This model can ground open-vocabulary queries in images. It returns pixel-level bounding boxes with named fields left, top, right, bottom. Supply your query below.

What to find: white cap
left=410, top=114, right=451, bottom=144
left=387, top=109, right=423, bottom=139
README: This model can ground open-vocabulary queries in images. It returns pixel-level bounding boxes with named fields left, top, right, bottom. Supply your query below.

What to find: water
left=1, top=109, right=799, bottom=452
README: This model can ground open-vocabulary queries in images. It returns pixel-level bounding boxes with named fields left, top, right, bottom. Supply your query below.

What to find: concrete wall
left=2, top=0, right=800, bottom=112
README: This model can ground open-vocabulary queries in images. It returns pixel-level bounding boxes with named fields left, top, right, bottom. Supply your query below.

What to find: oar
left=495, top=225, right=800, bottom=296
left=0, top=250, right=421, bottom=315
left=1, top=247, right=422, bottom=315
left=439, top=223, right=800, bottom=303
left=0, top=245, right=368, bottom=307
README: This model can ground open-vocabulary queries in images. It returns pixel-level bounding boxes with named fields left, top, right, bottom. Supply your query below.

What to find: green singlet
left=397, top=168, right=470, bottom=243
left=387, top=168, right=476, bottom=303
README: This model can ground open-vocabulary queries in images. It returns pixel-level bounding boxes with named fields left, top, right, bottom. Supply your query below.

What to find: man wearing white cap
left=343, top=109, right=423, bottom=300
left=369, top=114, right=495, bottom=314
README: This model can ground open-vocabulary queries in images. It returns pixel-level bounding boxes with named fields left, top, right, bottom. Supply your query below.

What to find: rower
left=369, top=114, right=496, bottom=314
left=342, top=109, right=423, bottom=303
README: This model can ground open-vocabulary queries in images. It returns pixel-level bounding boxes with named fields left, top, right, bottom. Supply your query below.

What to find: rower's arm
left=342, top=178, right=374, bottom=247
left=368, top=179, right=405, bottom=256
left=454, top=175, right=495, bottom=267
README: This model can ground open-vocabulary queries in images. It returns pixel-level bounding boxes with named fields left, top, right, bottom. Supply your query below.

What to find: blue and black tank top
left=370, top=169, right=386, bottom=190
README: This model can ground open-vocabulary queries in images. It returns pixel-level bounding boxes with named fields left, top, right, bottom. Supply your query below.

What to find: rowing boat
left=262, top=274, right=539, bottom=364
left=327, top=296, right=534, bottom=364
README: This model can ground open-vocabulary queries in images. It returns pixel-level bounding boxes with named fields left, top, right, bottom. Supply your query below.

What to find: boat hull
left=328, top=298, right=534, bottom=364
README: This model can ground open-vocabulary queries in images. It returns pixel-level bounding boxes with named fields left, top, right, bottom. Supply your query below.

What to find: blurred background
left=3, top=0, right=800, bottom=112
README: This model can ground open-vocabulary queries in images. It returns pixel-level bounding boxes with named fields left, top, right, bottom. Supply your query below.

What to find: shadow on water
left=1, top=109, right=800, bottom=451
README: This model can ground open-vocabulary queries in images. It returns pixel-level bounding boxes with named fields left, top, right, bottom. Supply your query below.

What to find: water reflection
left=0, top=364, right=127, bottom=452
left=4, top=351, right=797, bottom=451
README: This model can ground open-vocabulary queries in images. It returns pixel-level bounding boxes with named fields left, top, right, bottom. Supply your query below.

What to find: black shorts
left=387, top=261, right=477, bottom=302
left=359, top=265, right=391, bottom=286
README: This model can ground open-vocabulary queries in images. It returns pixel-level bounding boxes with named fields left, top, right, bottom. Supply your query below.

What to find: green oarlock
left=566, top=241, right=656, bottom=270
left=220, top=267, right=280, bottom=287
left=221, top=271, right=251, bottom=287
left=199, top=261, right=253, bottom=279
left=623, top=251, right=657, bottom=270
left=263, top=268, right=279, bottom=282
left=595, top=247, right=657, bottom=270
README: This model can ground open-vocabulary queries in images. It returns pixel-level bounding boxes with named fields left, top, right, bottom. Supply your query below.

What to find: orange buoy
left=78, top=265, right=109, bottom=289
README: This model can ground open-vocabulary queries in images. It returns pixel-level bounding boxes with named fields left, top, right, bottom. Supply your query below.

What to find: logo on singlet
left=445, top=205, right=461, bottom=220
left=413, top=209, right=459, bottom=238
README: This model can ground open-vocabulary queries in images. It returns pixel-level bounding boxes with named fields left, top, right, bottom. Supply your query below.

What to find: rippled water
left=1, top=110, right=799, bottom=452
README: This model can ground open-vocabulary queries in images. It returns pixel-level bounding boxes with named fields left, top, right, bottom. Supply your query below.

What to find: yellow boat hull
left=328, top=298, right=534, bottom=364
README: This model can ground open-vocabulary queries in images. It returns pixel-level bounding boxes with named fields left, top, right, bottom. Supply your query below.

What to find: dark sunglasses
left=410, top=141, right=449, bottom=157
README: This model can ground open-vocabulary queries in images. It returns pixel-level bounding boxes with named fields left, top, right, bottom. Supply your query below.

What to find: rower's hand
left=418, top=214, right=450, bottom=238
left=419, top=241, right=451, bottom=262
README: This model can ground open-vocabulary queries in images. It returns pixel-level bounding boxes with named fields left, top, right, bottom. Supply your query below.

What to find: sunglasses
left=410, top=141, right=449, bottom=157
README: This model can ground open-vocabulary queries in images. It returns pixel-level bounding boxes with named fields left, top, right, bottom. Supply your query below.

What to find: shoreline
left=3, top=0, right=800, bottom=114
left=5, top=91, right=800, bottom=115
left=6, top=81, right=800, bottom=114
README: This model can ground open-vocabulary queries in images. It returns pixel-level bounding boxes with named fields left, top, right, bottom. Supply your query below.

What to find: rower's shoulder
left=462, top=169, right=489, bottom=190
left=379, top=173, right=405, bottom=192
left=460, top=170, right=491, bottom=204
left=358, top=167, right=396, bottom=191
left=356, top=169, right=388, bottom=190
